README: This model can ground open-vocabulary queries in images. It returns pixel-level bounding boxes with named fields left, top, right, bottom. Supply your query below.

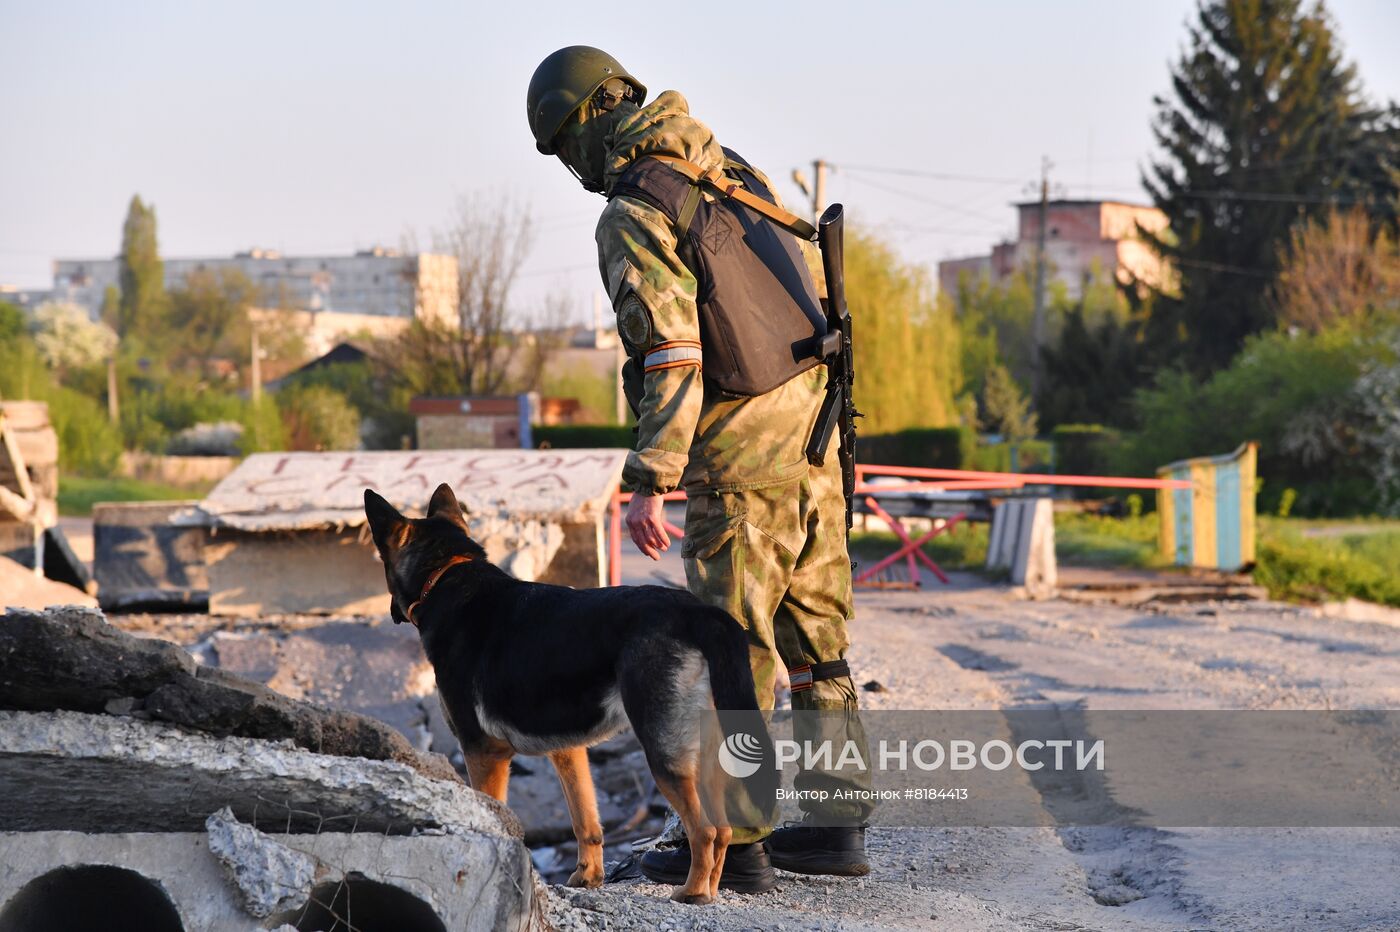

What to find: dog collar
left=405, top=555, right=473, bottom=626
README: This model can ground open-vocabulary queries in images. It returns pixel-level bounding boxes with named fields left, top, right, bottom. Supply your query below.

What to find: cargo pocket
left=682, top=510, right=749, bottom=627
left=681, top=511, right=746, bottom=560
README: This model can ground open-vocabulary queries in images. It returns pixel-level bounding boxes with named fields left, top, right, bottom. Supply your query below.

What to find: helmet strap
left=560, top=157, right=605, bottom=195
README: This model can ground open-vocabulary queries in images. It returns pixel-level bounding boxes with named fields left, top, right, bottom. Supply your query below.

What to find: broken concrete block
left=40, top=524, right=92, bottom=593
left=0, top=710, right=517, bottom=838
left=0, top=819, right=543, bottom=930
left=0, top=605, right=194, bottom=712
left=93, top=500, right=208, bottom=612
left=0, top=605, right=457, bottom=782
left=205, top=807, right=318, bottom=918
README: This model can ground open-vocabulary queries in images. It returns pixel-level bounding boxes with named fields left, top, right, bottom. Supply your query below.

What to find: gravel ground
left=102, top=520, right=1400, bottom=930
left=546, top=546, right=1400, bottom=931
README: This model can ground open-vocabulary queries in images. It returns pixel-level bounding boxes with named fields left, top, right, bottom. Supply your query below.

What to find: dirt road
left=549, top=552, right=1400, bottom=930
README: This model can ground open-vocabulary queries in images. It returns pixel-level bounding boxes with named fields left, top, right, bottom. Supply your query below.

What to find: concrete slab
left=184, top=450, right=625, bottom=615
left=93, top=500, right=208, bottom=611
left=0, top=822, right=541, bottom=931
left=186, top=449, right=626, bottom=531
left=0, top=710, right=511, bottom=837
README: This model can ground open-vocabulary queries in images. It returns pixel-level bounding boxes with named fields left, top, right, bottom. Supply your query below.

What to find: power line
left=839, top=164, right=1026, bottom=186
left=843, top=174, right=1012, bottom=226
left=1090, top=182, right=1374, bottom=206
left=1166, top=256, right=1277, bottom=279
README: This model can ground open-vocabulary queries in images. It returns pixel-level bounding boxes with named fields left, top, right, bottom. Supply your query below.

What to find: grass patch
left=1254, top=518, right=1400, bottom=608
left=58, top=476, right=212, bottom=516
left=1054, top=512, right=1163, bottom=569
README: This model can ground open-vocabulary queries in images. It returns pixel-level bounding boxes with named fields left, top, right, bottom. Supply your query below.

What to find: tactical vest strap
left=650, top=154, right=818, bottom=241
left=676, top=184, right=702, bottom=237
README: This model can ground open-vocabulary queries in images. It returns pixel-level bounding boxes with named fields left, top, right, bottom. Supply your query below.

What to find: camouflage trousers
left=682, top=456, right=876, bottom=843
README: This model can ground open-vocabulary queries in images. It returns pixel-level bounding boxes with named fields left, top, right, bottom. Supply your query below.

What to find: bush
left=858, top=427, right=975, bottom=469
left=48, top=387, right=122, bottom=476
left=0, top=332, right=122, bottom=476
left=278, top=385, right=361, bottom=451
left=238, top=396, right=287, bottom=454
left=534, top=425, right=635, bottom=449
left=965, top=439, right=1052, bottom=473
left=1115, top=325, right=1395, bottom=516
left=1254, top=522, right=1400, bottom=607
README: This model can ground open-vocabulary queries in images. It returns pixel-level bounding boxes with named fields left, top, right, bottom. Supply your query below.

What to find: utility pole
left=791, top=159, right=831, bottom=224
left=250, top=327, right=262, bottom=405
left=1030, top=155, right=1052, bottom=401
left=106, top=355, right=119, bottom=424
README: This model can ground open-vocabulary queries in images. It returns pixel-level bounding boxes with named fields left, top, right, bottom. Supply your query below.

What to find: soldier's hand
left=625, top=492, right=672, bottom=561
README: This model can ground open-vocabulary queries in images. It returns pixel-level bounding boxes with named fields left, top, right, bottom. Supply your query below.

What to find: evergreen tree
left=1038, top=306, right=1144, bottom=429
left=1140, top=0, right=1400, bottom=375
left=980, top=363, right=1038, bottom=442
left=116, top=195, right=167, bottom=339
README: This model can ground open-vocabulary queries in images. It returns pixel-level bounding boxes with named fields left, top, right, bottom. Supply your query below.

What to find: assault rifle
left=805, top=203, right=860, bottom=532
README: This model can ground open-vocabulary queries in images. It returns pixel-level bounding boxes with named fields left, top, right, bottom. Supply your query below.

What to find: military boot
left=638, top=840, right=776, bottom=893
left=765, top=818, right=870, bottom=876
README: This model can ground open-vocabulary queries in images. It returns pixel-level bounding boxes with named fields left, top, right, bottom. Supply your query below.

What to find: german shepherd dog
left=364, top=483, right=774, bottom=903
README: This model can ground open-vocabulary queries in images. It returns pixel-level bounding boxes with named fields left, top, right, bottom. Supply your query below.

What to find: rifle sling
left=649, top=154, right=818, bottom=241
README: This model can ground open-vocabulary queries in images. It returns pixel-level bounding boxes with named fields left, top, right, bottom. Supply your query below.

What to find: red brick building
left=938, top=199, right=1169, bottom=300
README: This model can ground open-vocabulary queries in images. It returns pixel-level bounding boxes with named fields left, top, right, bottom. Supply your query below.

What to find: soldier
left=528, top=46, right=874, bottom=893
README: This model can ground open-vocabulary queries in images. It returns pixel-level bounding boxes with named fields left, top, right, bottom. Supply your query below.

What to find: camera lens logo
left=717, top=732, right=764, bottom=778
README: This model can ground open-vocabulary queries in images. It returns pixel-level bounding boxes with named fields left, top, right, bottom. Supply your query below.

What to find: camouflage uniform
left=579, top=91, right=875, bottom=840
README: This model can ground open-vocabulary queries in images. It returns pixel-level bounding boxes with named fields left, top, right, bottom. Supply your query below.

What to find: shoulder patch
left=617, top=294, right=654, bottom=351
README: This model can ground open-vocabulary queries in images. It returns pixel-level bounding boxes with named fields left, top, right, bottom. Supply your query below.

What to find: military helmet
left=527, top=46, right=646, bottom=155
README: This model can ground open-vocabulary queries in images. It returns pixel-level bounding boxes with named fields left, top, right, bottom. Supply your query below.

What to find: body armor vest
left=609, top=148, right=827, bottom=397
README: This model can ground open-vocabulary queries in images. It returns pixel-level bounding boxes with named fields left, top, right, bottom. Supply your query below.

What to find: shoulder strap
left=649, top=154, right=817, bottom=241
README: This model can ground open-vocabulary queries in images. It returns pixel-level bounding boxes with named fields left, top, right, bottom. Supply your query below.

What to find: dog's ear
left=364, top=488, right=409, bottom=551
left=427, top=482, right=469, bottom=531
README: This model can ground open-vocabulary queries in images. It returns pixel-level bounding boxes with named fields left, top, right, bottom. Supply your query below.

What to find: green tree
left=846, top=229, right=961, bottom=432
left=980, top=363, right=1038, bottom=442
left=0, top=300, right=25, bottom=344
left=1037, top=305, right=1144, bottom=429
left=115, top=195, right=167, bottom=340
left=1139, top=0, right=1400, bottom=375
left=30, top=302, right=117, bottom=377
left=165, top=268, right=260, bottom=373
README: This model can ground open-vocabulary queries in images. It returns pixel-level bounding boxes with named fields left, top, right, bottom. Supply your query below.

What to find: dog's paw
left=566, top=867, right=603, bottom=888
left=670, top=888, right=714, bottom=905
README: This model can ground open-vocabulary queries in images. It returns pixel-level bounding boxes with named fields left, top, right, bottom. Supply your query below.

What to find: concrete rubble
left=205, top=807, right=318, bottom=918
left=0, top=605, right=547, bottom=930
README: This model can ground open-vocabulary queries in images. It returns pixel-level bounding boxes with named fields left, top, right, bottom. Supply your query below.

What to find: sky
left=3, top=0, right=1398, bottom=324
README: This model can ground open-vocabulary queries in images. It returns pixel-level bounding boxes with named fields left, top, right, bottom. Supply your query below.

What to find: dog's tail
left=691, top=607, right=781, bottom=826
left=691, top=606, right=762, bottom=713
